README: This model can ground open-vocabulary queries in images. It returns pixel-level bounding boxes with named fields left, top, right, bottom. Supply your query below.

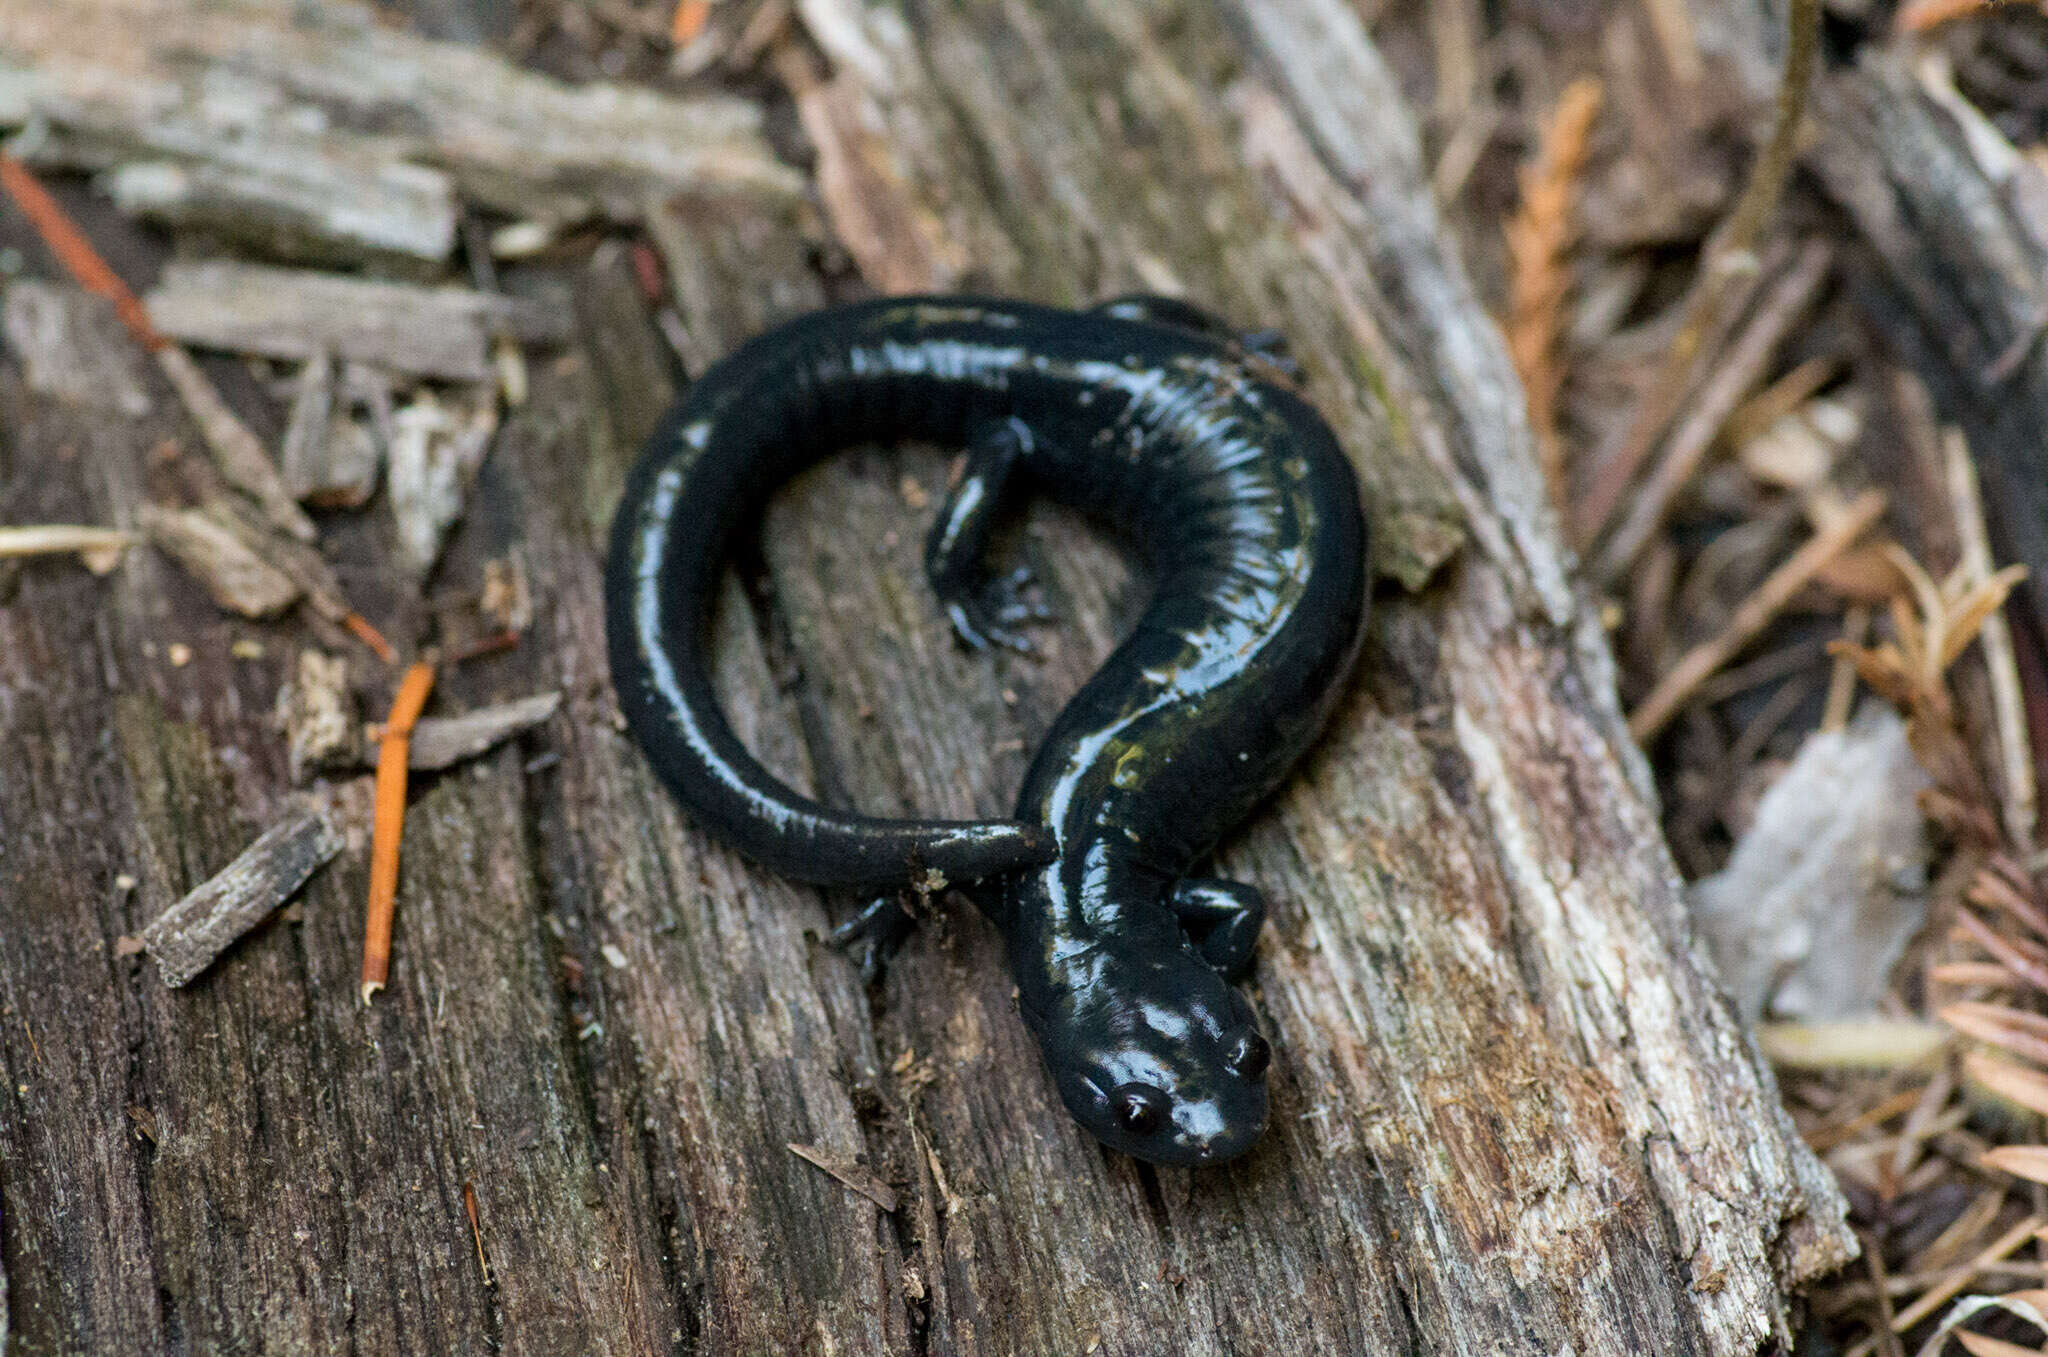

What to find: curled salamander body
left=605, top=295, right=1369, bottom=1166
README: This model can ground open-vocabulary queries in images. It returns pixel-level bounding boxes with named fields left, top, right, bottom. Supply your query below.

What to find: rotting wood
left=144, top=261, right=570, bottom=384
left=0, top=1, right=1857, bottom=1354
left=139, top=801, right=345, bottom=987
left=0, top=0, right=802, bottom=256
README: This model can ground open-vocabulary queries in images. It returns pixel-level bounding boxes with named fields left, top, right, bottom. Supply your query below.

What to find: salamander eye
left=1224, top=1031, right=1271, bottom=1080
left=1111, top=1083, right=1168, bottom=1136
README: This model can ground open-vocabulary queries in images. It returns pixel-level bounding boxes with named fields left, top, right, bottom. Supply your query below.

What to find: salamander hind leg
left=829, top=894, right=923, bottom=985
left=1167, top=878, right=1267, bottom=981
left=926, top=417, right=1052, bottom=653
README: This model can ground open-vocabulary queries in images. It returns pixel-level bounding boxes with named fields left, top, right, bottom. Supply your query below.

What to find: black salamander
left=605, top=295, right=1369, bottom=1166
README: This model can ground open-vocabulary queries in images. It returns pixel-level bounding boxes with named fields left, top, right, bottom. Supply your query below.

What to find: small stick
left=1897, top=0, right=2030, bottom=32
left=1629, top=489, right=1886, bottom=741
left=0, top=152, right=160, bottom=346
left=361, top=661, right=437, bottom=1004
left=0, top=525, right=131, bottom=573
left=445, top=629, right=521, bottom=665
left=1857, top=1227, right=1909, bottom=1357
left=1944, top=426, right=2037, bottom=849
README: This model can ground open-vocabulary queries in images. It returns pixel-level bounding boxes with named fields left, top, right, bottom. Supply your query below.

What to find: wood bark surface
left=0, top=1, right=1852, bottom=1354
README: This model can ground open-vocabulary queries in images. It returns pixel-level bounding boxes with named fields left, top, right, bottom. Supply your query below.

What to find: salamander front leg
left=1167, top=877, right=1267, bottom=981
left=926, top=417, right=1051, bottom=653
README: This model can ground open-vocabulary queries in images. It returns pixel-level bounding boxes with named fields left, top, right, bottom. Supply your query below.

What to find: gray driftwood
left=0, top=1, right=1851, bottom=1353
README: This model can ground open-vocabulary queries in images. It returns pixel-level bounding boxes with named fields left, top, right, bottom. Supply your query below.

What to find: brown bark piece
left=139, top=801, right=345, bottom=987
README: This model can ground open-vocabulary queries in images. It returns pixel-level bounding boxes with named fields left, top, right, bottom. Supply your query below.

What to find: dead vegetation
left=3, top=0, right=2048, bottom=1350
left=1421, top=0, right=2048, bottom=1349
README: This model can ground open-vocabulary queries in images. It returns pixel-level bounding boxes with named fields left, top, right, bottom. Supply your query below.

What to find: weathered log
left=0, top=2, right=1854, bottom=1354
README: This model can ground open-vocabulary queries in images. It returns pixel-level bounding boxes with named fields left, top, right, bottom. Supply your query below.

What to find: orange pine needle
left=0, top=152, right=165, bottom=351
left=1504, top=78, right=1604, bottom=511
left=361, top=661, right=437, bottom=1004
left=671, top=0, right=710, bottom=44
left=342, top=612, right=400, bottom=665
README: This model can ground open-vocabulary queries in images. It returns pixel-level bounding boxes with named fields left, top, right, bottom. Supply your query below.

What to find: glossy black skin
left=605, top=296, right=1369, bottom=1166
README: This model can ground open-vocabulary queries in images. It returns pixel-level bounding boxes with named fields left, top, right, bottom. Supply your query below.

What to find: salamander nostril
left=1225, top=1031, right=1271, bottom=1080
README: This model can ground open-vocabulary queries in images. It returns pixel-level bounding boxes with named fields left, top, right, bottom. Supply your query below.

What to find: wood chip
left=138, top=503, right=301, bottom=618
left=1691, top=706, right=1930, bottom=1022
left=785, top=1142, right=899, bottom=1212
left=144, top=261, right=572, bottom=383
left=387, top=389, right=499, bottom=574
left=480, top=556, right=533, bottom=635
left=369, top=693, right=562, bottom=772
left=279, top=650, right=359, bottom=784
left=99, top=147, right=458, bottom=271
left=140, top=802, right=345, bottom=987
left=278, top=351, right=380, bottom=509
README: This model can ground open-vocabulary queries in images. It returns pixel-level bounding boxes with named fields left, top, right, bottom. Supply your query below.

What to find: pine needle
left=361, top=661, right=437, bottom=1005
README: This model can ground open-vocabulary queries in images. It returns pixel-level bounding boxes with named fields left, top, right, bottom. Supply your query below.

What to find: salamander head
left=1038, top=951, right=1271, bottom=1167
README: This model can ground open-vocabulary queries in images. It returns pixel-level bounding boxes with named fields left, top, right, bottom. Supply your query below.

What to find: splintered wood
left=0, top=0, right=801, bottom=265
left=144, top=262, right=571, bottom=384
